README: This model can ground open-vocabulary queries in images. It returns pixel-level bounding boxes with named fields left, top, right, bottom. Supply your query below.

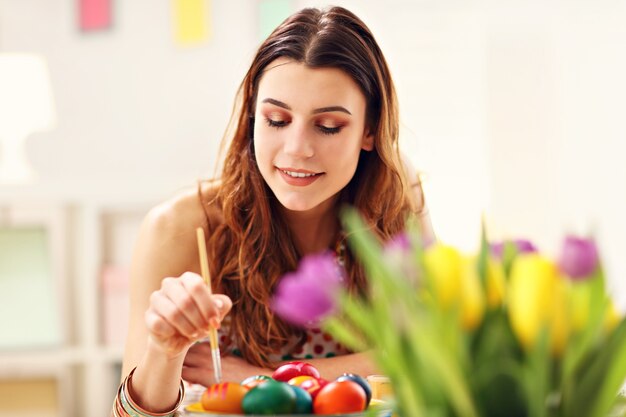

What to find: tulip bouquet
left=272, top=208, right=626, bottom=417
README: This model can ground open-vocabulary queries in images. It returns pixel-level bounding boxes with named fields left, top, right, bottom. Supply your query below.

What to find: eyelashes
left=266, top=118, right=288, bottom=129
left=264, top=118, right=342, bottom=136
left=318, top=125, right=341, bottom=135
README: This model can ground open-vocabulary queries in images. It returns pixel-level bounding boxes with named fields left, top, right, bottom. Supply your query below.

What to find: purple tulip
left=293, top=252, right=344, bottom=287
left=491, top=239, right=537, bottom=258
left=271, top=252, right=343, bottom=327
left=559, top=235, right=599, bottom=280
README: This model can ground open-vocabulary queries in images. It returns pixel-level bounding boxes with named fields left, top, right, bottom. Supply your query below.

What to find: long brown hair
left=206, top=6, right=422, bottom=367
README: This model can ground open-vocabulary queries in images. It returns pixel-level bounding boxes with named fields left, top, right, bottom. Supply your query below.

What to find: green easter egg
left=242, top=380, right=296, bottom=415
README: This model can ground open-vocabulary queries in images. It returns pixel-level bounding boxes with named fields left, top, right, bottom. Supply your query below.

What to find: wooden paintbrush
left=196, top=227, right=222, bottom=384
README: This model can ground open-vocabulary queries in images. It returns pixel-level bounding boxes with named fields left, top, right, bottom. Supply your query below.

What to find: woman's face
left=253, top=57, right=373, bottom=213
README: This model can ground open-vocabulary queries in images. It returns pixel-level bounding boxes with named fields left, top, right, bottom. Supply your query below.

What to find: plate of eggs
left=183, top=361, right=392, bottom=416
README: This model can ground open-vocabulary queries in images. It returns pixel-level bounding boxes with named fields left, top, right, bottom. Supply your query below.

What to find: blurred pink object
left=79, top=0, right=112, bottom=31
left=101, top=265, right=130, bottom=347
left=559, top=235, right=599, bottom=280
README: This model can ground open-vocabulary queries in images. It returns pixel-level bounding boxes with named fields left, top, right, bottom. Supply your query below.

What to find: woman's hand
left=144, top=272, right=232, bottom=359
left=183, top=343, right=270, bottom=385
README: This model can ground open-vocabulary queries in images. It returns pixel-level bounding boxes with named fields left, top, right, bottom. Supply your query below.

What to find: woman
left=114, top=6, right=433, bottom=416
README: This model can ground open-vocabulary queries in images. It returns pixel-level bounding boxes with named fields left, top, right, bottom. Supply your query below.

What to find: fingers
left=213, top=294, right=233, bottom=321
left=163, top=274, right=212, bottom=332
left=145, top=308, right=177, bottom=339
left=179, top=273, right=221, bottom=328
left=148, top=287, right=199, bottom=339
left=145, top=272, right=231, bottom=345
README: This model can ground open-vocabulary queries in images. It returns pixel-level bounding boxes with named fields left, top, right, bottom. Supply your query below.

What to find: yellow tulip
left=486, top=258, right=506, bottom=308
left=460, top=256, right=485, bottom=330
left=508, top=254, right=562, bottom=352
left=550, top=278, right=570, bottom=356
left=423, top=244, right=462, bottom=308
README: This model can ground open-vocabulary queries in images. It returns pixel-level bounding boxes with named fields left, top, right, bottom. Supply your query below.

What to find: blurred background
left=0, top=0, right=625, bottom=416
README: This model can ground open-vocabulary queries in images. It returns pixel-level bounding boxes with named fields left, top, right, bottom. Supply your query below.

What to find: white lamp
left=0, top=54, right=56, bottom=184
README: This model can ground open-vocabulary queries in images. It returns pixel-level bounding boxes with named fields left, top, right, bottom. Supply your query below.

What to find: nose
left=283, top=123, right=314, bottom=159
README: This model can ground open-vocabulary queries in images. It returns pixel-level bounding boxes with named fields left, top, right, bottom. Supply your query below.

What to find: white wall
left=0, top=0, right=260, bottom=199
left=1, top=0, right=625, bottom=303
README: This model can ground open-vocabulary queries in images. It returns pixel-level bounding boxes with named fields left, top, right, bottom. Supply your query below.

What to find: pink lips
left=277, top=167, right=323, bottom=187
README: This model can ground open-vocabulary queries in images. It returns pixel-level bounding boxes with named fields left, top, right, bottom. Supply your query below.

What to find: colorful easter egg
left=313, top=380, right=367, bottom=414
left=298, top=377, right=328, bottom=399
left=242, top=380, right=296, bottom=414
left=337, top=373, right=372, bottom=406
left=288, top=384, right=313, bottom=414
left=201, top=382, right=248, bottom=414
left=272, top=361, right=321, bottom=382
left=287, top=375, right=315, bottom=386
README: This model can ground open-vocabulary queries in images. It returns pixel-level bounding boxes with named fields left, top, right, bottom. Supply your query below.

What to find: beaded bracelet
left=114, top=367, right=185, bottom=417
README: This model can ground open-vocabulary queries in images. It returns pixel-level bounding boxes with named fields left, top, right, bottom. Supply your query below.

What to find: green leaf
left=585, top=318, right=626, bottom=417
left=502, top=241, right=520, bottom=278
left=477, top=215, right=489, bottom=288
left=521, top=327, right=552, bottom=417
left=561, top=316, right=626, bottom=417
left=561, top=282, right=612, bottom=414
left=405, top=320, right=479, bottom=417
left=322, top=316, right=367, bottom=352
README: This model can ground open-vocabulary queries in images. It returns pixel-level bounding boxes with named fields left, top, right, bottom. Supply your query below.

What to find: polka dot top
left=217, top=321, right=352, bottom=363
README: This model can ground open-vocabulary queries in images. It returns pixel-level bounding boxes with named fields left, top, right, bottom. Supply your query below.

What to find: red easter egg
left=298, top=377, right=328, bottom=399
left=201, top=382, right=248, bottom=414
left=313, top=380, right=367, bottom=415
left=272, top=361, right=321, bottom=382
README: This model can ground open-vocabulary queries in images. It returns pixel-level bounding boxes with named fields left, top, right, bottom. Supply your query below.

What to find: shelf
left=0, top=199, right=149, bottom=417
left=0, top=348, right=83, bottom=376
left=0, top=346, right=124, bottom=376
left=0, top=178, right=192, bottom=206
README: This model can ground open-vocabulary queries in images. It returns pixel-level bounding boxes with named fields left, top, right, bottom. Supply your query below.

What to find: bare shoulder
left=133, top=182, right=223, bottom=277
left=144, top=188, right=206, bottom=243
left=149, top=181, right=222, bottom=234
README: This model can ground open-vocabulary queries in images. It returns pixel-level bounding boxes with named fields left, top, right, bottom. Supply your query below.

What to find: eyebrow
left=261, top=98, right=352, bottom=115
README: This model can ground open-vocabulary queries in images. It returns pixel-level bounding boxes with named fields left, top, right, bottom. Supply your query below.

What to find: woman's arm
left=183, top=347, right=272, bottom=384
left=118, top=190, right=231, bottom=413
left=184, top=342, right=377, bottom=386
